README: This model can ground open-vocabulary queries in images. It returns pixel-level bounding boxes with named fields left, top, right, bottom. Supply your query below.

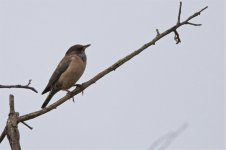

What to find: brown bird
left=41, top=44, right=90, bottom=108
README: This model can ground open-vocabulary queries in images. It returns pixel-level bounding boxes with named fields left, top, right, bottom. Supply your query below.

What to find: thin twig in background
left=148, top=123, right=188, bottom=150
left=0, top=80, right=38, bottom=93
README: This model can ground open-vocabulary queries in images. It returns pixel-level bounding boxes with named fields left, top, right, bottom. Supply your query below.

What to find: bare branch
left=184, top=6, right=208, bottom=23
left=156, top=29, right=160, bottom=36
left=186, top=22, right=202, bottom=26
left=21, top=122, right=33, bottom=130
left=17, top=3, right=208, bottom=123
left=0, top=126, right=6, bottom=143
left=9, top=94, right=15, bottom=114
left=0, top=80, right=38, bottom=93
left=174, top=30, right=181, bottom=44
left=148, top=123, right=188, bottom=150
left=6, top=95, right=21, bottom=149
left=177, top=1, right=182, bottom=24
left=27, top=80, right=32, bottom=86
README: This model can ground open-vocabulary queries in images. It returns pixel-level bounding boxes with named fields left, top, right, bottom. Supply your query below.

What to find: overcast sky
left=0, top=0, right=225, bottom=149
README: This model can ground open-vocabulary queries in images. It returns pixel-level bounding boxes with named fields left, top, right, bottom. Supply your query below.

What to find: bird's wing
left=42, top=56, right=71, bottom=94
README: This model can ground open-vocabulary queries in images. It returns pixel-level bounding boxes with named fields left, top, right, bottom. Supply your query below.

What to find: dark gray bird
left=41, top=44, right=90, bottom=108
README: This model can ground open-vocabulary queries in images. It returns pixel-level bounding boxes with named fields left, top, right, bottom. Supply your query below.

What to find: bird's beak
left=83, top=44, right=91, bottom=49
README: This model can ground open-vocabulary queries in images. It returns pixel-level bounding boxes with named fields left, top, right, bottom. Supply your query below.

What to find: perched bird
left=41, top=44, right=90, bottom=108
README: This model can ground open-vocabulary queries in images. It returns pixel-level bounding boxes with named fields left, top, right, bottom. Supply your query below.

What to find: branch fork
left=0, top=80, right=38, bottom=93
left=173, top=1, right=207, bottom=44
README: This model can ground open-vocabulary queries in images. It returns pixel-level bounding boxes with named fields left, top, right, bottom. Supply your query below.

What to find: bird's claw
left=74, top=84, right=84, bottom=95
left=64, top=90, right=75, bottom=103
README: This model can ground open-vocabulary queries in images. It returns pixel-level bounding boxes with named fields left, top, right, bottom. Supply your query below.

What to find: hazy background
left=0, top=0, right=225, bottom=149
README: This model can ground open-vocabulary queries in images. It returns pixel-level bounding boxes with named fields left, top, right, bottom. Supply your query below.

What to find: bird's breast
left=58, top=55, right=86, bottom=89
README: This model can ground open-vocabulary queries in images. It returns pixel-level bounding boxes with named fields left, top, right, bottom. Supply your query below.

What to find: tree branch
left=21, top=122, right=33, bottom=130
left=177, top=1, right=182, bottom=24
left=174, top=30, right=181, bottom=44
left=186, top=22, right=202, bottom=26
left=17, top=3, right=208, bottom=123
left=0, top=127, right=7, bottom=143
left=148, top=123, right=188, bottom=150
left=0, top=80, right=38, bottom=93
left=6, top=95, right=21, bottom=150
left=184, top=6, right=208, bottom=23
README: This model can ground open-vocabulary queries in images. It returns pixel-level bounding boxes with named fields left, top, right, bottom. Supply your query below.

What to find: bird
left=41, top=44, right=90, bottom=108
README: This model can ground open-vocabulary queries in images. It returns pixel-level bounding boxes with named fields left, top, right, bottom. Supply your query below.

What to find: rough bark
left=6, top=95, right=21, bottom=150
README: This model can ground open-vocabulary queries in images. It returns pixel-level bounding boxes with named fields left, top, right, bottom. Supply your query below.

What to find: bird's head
left=66, top=44, right=91, bottom=55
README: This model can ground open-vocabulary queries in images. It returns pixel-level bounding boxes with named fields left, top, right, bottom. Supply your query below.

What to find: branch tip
left=0, top=127, right=7, bottom=143
left=21, top=121, right=33, bottom=130
left=27, top=79, right=32, bottom=86
left=174, top=30, right=181, bottom=44
left=0, top=80, right=38, bottom=93
left=186, top=22, right=202, bottom=26
left=9, top=95, right=15, bottom=114
left=177, top=1, right=182, bottom=24
left=200, top=6, right=208, bottom=13
left=156, top=29, right=160, bottom=36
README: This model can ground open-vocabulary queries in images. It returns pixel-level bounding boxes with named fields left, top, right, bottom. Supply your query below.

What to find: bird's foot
left=74, top=84, right=84, bottom=95
left=64, top=90, right=75, bottom=103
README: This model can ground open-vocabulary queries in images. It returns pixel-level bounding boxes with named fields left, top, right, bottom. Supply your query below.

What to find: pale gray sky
left=0, top=0, right=225, bottom=149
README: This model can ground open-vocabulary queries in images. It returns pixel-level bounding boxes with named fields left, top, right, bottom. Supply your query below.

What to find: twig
left=156, top=29, right=160, bottom=36
left=9, top=95, right=15, bottom=114
left=21, top=122, right=33, bottom=130
left=0, top=80, right=38, bottom=93
left=174, top=30, right=181, bottom=44
left=148, top=123, right=188, bottom=150
left=174, top=1, right=183, bottom=44
left=177, top=1, right=182, bottom=24
left=186, top=22, right=202, bottom=26
left=184, top=6, right=208, bottom=23
left=17, top=2, right=208, bottom=123
left=0, top=126, right=7, bottom=143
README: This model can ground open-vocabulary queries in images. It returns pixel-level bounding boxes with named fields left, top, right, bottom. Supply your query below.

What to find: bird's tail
left=41, top=90, right=57, bottom=108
